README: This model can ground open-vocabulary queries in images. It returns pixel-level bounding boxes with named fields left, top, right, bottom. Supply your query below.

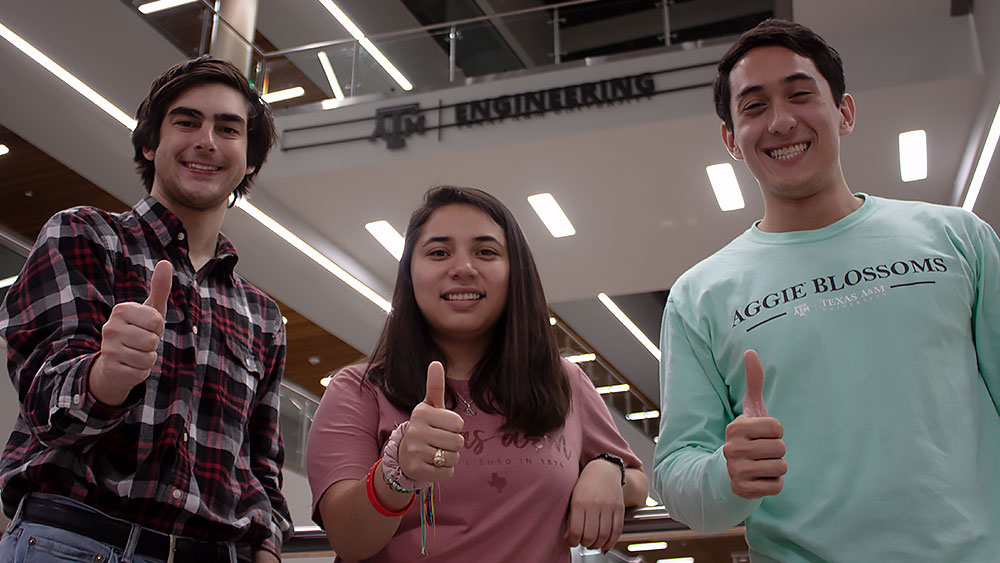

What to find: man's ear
left=245, top=164, right=256, bottom=176
left=721, top=122, right=743, bottom=160
left=142, top=147, right=156, bottom=162
left=839, top=93, right=856, bottom=136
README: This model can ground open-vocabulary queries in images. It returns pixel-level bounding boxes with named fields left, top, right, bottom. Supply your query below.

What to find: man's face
left=722, top=46, right=854, bottom=202
left=143, top=82, right=254, bottom=213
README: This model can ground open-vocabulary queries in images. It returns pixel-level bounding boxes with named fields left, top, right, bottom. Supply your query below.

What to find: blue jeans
left=0, top=494, right=236, bottom=563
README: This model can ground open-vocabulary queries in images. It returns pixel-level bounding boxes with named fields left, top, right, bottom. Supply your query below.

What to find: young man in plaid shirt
left=0, top=56, right=292, bottom=562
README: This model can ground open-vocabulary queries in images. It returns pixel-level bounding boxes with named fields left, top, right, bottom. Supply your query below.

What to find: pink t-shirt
left=306, top=360, right=641, bottom=562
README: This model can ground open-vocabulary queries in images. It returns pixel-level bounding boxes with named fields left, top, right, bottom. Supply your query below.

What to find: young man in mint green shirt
left=654, top=19, right=999, bottom=562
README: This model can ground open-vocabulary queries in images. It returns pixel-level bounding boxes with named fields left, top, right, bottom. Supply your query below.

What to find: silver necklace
left=454, top=391, right=477, bottom=416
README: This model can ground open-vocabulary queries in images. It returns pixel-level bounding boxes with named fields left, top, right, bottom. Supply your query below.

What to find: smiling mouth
left=443, top=292, right=484, bottom=301
left=765, top=142, right=810, bottom=160
left=184, top=162, right=222, bottom=172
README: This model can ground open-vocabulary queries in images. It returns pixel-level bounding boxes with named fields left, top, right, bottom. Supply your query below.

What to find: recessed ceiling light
left=0, top=144, right=8, bottom=156
left=137, top=0, right=197, bottom=14
left=549, top=316, right=557, bottom=326
left=645, top=496, right=660, bottom=507
left=627, top=541, right=667, bottom=552
left=657, top=558, right=695, bottom=563
left=320, top=374, right=334, bottom=387
left=234, top=198, right=391, bottom=312
left=597, top=292, right=660, bottom=359
left=365, top=220, right=404, bottom=260
left=0, top=20, right=136, bottom=130
left=316, top=0, right=413, bottom=91
left=261, top=86, right=305, bottom=104
left=563, top=353, right=596, bottom=364
left=595, top=383, right=630, bottom=394
left=527, top=193, right=576, bottom=237
left=963, top=101, right=1000, bottom=212
left=898, top=130, right=927, bottom=182
left=317, top=51, right=345, bottom=101
left=281, top=316, right=288, bottom=325
left=706, top=163, right=745, bottom=211
left=625, top=410, right=660, bottom=421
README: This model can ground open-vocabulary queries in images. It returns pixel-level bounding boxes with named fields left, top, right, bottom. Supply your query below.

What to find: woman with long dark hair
left=306, top=186, right=647, bottom=561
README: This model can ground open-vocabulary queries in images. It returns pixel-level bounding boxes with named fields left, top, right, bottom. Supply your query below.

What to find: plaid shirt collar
left=134, top=195, right=239, bottom=276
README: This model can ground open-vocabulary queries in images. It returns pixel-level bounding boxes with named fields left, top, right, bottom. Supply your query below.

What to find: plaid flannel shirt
left=0, top=196, right=292, bottom=556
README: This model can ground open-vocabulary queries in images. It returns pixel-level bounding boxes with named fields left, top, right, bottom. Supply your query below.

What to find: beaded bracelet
left=366, top=459, right=415, bottom=517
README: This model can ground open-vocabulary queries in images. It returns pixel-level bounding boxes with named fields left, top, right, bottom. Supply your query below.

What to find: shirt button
left=72, top=394, right=81, bottom=405
left=172, top=488, right=182, bottom=500
left=192, top=325, right=198, bottom=335
left=183, top=431, right=189, bottom=442
left=177, top=232, right=186, bottom=241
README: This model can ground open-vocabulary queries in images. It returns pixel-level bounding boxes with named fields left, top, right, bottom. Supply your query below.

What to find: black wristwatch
left=593, top=453, right=626, bottom=486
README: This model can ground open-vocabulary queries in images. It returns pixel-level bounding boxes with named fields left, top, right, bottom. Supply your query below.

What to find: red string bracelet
left=366, top=459, right=415, bottom=517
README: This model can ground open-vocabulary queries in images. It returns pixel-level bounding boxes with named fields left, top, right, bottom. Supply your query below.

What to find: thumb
left=424, top=361, right=446, bottom=408
left=743, top=349, right=768, bottom=418
left=143, top=260, right=173, bottom=316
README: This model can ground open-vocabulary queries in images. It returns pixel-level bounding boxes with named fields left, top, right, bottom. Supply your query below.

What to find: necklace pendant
left=465, top=405, right=476, bottom=416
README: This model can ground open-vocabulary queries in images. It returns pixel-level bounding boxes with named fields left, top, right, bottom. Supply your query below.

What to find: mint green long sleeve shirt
left=654, top=195, right=1000, bottom=562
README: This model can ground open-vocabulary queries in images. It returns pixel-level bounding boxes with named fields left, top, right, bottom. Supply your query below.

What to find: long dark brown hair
left=365, top=186, right=570, bottom=437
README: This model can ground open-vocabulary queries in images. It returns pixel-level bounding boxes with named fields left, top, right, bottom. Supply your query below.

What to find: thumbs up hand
left=722, top=350, right=787, bottom=499
left=398, top=361, right=466, bottom=482
left=90, top=260, right=173, bottom=406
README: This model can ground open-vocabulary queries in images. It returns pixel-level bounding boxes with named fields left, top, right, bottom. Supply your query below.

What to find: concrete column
left=210, top=0, right=258, bottom=76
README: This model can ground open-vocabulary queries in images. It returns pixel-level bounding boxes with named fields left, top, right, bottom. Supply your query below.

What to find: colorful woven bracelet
left=366, top=459, right=415, bottom=517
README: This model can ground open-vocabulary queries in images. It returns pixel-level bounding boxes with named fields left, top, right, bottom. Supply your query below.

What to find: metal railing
left=128, top=0, right=791, bottom=112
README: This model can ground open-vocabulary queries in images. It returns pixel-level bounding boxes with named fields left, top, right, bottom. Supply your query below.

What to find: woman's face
left=410, top=204, right=510, bottom=347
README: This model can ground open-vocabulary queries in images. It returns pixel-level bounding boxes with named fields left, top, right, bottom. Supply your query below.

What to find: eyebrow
left=167, top=106, right=246, bottom=126
left=734, top=72, right=818, bottom=101
left=421, top=235, right=504, bottom=247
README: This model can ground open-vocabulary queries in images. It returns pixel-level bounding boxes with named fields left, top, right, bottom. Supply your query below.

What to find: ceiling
left=1, top=0, right=999, bottom=437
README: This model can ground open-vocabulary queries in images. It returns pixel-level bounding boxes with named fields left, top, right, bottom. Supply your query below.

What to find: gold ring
left=433, top=448, right=446, bottom=467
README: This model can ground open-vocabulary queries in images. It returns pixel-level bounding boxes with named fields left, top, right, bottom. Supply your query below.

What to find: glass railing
left=126, top=0, right=791, bottom=112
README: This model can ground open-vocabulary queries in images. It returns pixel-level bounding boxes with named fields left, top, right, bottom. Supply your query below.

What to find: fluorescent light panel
left=563, top=353, right=596, bottom=364
left=0, top=20, right=136, bottom=130
left=706, top=163, right=745, bottom=211
left=628, top=542, right=667, bottom=552
left=261, top=86, right=304, bottom=104
left=898, top=130, right=927, bottom=182
left=0, top=275, right=17, bottom=289
left=316, top=0, right=413, bottom=91
left=235, top=199, right=391, bottom=312
left=963, top=100, right=1000, bottom=212
left=317, top=51, right=345, bottom=101
left=645, top=497, right=660, bottom=507
left=626, top=410, right=660, bottom=421
left=365, top=220, right=404, bottom=260
left=0, top=144, right=8, bottom=156
left=657, top=558, right=695, bottom=563
left=527, top=193, right=576, bottom=237
left=138, top=0, right=197, bottom=14
left=595, top=383, right=630, bottom=394
left=597, top=292, right=660, bottom=359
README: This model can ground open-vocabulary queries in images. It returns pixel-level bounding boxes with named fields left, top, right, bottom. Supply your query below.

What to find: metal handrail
left=284, top=505, right=745, bottom=555
left=261, top=0, right=602, bottom=60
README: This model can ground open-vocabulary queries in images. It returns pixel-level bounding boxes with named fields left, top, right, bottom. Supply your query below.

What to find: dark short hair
left=714, top=19, right=846, bottom=130
left=365, top=186, right=570, bottom=437
left=131, top=56, right=276, bottom=200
